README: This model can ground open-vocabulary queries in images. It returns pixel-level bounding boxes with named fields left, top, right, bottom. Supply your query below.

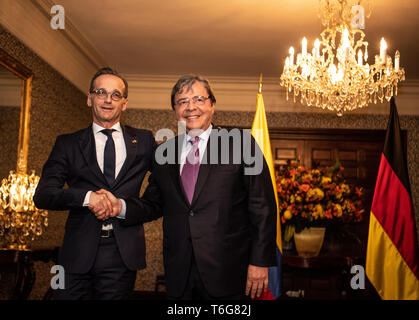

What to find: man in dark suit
left=98, top=74, right=277, bottom=300
left=33, top=67, right=155, bottom=299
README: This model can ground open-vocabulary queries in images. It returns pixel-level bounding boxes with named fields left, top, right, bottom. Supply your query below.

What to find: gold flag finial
left=258, top=73, right=263, bottom=93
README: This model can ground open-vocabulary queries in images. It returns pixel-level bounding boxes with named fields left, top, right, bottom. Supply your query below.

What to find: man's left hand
left=245, top=265, right=268, bottom=299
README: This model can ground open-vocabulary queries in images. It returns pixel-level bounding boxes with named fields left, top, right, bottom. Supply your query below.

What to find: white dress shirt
left=180, top=124, right=212, bottom=174
left=92, top=122, right=126, bottom=177
left=83, top=122, right=127, bottom=225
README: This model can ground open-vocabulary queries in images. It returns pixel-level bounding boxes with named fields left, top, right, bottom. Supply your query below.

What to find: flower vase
left=293, top=227, right=326, bottom=257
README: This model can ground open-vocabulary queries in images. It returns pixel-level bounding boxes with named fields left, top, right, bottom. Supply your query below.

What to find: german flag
left=366, top=97, right=419, bottom=299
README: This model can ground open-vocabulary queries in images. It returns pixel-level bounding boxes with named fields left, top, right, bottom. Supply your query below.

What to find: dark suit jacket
left=124, top=128, right=277, bottom=297
left=34, top=125, right=154, bottom=273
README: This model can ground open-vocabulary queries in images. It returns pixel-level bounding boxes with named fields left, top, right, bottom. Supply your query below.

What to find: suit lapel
left=113, top=124, right=138, bottom=188
left=78, top=126, right=108, bottom=185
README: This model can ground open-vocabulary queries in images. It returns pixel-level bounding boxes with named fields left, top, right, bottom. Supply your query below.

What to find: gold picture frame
left=0, top=48, right=33, bottom=174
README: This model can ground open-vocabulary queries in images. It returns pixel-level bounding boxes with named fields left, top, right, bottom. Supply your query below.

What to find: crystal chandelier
left=0, top=169, right=48, bottom=250
left=280, top=0, right=405, bottom=116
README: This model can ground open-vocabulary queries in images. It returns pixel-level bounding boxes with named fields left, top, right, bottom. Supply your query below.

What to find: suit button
left=189, top=210, right=194, bottom=216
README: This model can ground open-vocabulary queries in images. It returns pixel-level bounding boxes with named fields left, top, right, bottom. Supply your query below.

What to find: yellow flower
left=315, top=204, right=324, bottom=217
left=306, top=188, right=315, bottom=198
left=314, top=188, right=324, bottom=200
left=311, top=204, right=324, bottom=219
left=290, top=195, right=295, bottom=203
left=321, top=176, right=332, bottom=184
left=307, top=188, right=324, bottom=201
left=295, top=195, right=302, bottom=203
left=335, top=204, right=343, bottom=217
left=302, top=173, right=312, bottom=183
left=341, top=183, right=350, bottom=193
left=283, top=210, right=292, bottom=220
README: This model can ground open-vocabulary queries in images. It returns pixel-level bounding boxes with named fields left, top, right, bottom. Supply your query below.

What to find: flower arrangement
left=277, top=157, right=365, bottom=242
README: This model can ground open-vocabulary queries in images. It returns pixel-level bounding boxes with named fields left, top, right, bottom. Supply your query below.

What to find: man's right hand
left=88, top=190, right=114, bottom=220
left=96, top=189, right=122, bottom=217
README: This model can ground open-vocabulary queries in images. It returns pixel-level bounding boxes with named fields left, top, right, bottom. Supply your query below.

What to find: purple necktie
left=181, top=136, right=200, bottom=204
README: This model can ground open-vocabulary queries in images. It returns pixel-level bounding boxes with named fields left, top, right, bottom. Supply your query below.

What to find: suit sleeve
left=33, top=135, right=88, bottom=210
left=121, top=137, right=163, bottom=226
left=243, top=133, right=277, bottom=267
left=122, top=173, right=163, bottom=226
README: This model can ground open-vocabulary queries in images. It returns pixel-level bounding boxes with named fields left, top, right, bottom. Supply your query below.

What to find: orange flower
left=299, top=184, right=310, bottom=192
left=325, top=208, right=333, bottom=219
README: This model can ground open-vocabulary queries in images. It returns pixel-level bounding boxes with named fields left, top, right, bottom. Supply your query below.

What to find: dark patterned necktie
left=181, top=136, right=200, bottom=204
left=101, top=129, right=116, bottom=186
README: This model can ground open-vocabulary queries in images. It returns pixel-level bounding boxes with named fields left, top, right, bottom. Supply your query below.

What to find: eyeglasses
left=90, top=88, right=126, bottom=101
left=175, top=96, right=210, bottom=107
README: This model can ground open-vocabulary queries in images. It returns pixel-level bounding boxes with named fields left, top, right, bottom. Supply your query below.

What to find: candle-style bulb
left=302, top=37, right=307, bottom=57
left=395, top=50, right=400, bottom=72
left=380, top=37, right=387, bottom=63
left=289, top=46, right=295, bottom=66
left=358, top=50, right=363, bottom=66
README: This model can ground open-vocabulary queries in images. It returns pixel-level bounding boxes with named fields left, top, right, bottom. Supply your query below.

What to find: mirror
left=0, top=65, right=21, bottom=178
left=0, top=48, right=33, bottom=177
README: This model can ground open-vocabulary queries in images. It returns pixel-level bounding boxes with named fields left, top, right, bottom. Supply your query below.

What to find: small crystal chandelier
left=0, top=158, right=48, bottom=250
left=280, top=0, right=405, bottom=116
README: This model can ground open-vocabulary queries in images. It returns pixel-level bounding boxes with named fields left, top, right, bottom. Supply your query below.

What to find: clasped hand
left=88, top=189, right=121, bottom=220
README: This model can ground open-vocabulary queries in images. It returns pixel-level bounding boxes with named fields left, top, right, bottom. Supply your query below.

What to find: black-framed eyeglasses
left=175, top=96, right=210, bottom=107
left=90, top=88, right=126, bottom=101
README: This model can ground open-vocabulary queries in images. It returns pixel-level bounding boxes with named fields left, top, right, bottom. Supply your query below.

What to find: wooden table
left=280, top=247, right=364, bottom=300
left=0, top=247, right=59, bottom=300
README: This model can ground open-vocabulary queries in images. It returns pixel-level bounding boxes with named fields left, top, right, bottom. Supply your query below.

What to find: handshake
left=88, top=189, right=123, bottom=220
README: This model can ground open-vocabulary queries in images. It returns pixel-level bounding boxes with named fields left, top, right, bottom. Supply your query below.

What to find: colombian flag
left=366, top=97, right=419, bottom=299
left=251, top=77, right=282, bottom=299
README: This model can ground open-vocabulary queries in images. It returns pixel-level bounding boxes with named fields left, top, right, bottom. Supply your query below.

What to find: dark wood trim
left=0, top=48, right=33, bottom=80
left=269, top=128, right=387, bottom=142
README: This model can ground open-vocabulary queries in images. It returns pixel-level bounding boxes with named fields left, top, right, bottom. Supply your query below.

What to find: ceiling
left=58, top=0, right=419, bottom=80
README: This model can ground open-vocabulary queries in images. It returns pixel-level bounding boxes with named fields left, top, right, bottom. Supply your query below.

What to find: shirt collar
left=185, top=124, right=212, bottom=145
left=92, top=122, right=122, bottom=135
